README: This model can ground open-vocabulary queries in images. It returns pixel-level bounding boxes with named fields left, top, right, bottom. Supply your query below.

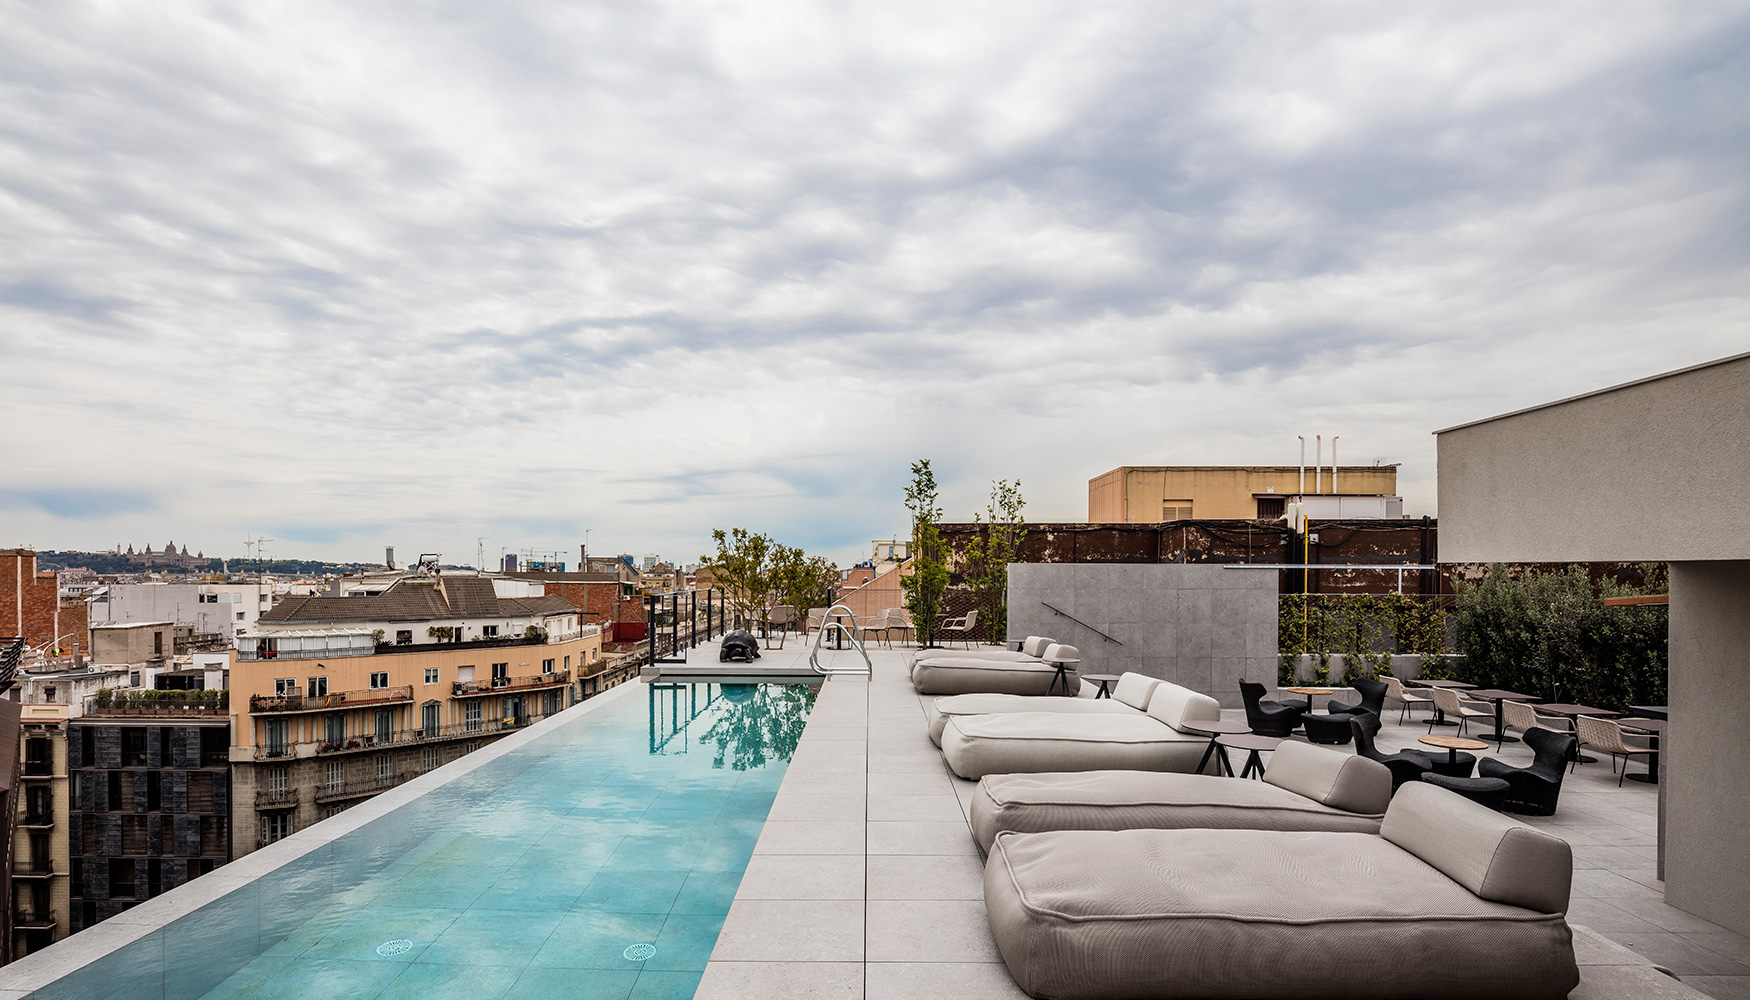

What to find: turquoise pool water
left=37, top=680, right=817, bottom=1000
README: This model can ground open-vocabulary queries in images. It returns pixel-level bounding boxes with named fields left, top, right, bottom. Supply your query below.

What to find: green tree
left=963, top=479, right=1026, bottom=643
left=900, top=459, right=950, bottom=647
left=702, top=528, right=778, bottom=630
left=770, top=545, right=840, bottom=622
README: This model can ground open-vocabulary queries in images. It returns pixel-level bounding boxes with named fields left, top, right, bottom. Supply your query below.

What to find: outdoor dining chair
left=763, top=605, right=798, bottom=649
left=1574, top=715, right=1658, bottom=786
left=1502, top=699, right=1573, bottom=738
left=1383, top=675, right=1435, bottom=724
left=1427, top=686, right=1493, bottom=737
left=937, top=609, right=979, bottom=648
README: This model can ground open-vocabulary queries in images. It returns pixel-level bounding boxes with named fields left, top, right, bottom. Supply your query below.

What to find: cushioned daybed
left=984, top=781, right=1579, bottom=1000
left=909, top=635, right=1053, bottom=669
left=924, top=672, right=1161, bottom=746
left=940, top=680, right=1218, bottom=779
left=969, top=740, right=1391, bottom=851
left=912, top=643, right=1081, bottom=697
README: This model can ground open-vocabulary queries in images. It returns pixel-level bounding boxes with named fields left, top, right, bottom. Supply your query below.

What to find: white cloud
left=1, top=0, right=1746, bottom=567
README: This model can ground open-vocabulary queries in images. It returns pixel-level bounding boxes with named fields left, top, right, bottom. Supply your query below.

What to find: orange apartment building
left=229, top=572, right=602, bottom=856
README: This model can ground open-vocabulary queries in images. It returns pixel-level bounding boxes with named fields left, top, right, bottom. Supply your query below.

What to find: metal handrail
left=809, top=604, right=871, bottom=675
left=1039, top=602, right=1124, bottom=645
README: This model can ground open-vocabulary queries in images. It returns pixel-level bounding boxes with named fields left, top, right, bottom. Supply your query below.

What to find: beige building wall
left=13, top=705, right=70, bottom=959
left=1088, top=466, right=1399, bottom=522
left=1435, top=351, right=1750, bottom=937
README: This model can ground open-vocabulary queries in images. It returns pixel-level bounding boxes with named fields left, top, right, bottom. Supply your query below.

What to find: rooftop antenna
left=256, top=537, right=275, bottom=576
left=477, top=537, right=488, bottom=572
left=1314, top=436, right=1322, bottom=494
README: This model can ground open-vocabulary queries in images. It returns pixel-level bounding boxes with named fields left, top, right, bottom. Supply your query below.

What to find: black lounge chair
left=1351, top=714, right=1434, bottom=792
left=1477, top=727, right=1577, bottom=816
left=1420, top=772, right=1510, bottom=811
left=1239, top=680, right=1304, bottom=737
left=1301, top=713, right=1354, bottom=745
left=1324, top=678, right=1388, bottom=719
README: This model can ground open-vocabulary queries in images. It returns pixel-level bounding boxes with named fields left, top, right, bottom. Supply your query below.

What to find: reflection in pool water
left=647, top=681, right=818, bottom=771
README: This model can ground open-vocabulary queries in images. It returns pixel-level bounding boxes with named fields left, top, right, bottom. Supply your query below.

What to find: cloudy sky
left=2, top=1, right=1746, bottom=569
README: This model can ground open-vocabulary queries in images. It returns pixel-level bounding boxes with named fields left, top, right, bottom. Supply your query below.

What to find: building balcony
left=249, top=685, right=413, bottom=715
left=251, top=711, right=561, bottom=760
left=22, top=761, right=53, bottom=778
left=18, top=813, right=54, bottom=829
left=255, top=788, right=299, bottom=810
left=13, top=859, right=55, bottom=877
left=13, top=909, right=56, bottom=930
left=314, top=769, right=416, bottom=804
left=451, top=671, right=570, bottom=698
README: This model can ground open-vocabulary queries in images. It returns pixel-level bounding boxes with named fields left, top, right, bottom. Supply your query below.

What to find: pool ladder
left=809, top=604, right=872, bottom=675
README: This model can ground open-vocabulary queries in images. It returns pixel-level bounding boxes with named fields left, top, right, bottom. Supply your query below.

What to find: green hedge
left=1278, top=593, right=1446, bottom=685
left=1448, top=564, right=1666, bottom=712
left=92, top=688, right=229, bottom=711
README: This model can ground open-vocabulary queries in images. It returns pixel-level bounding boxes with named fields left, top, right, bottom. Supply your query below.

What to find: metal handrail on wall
left=1039, top=602, right=1124, bottom=645
left=809, top=605, right=871, bottom=675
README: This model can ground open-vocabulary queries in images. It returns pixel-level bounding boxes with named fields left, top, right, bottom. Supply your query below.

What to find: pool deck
left=687, top=642, right=1747, bottom=1000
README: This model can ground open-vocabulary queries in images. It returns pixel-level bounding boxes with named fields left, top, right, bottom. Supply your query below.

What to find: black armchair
left=1351, top=714, right=1435, bottom=792
left=1325, top=678, right=1388, bottom=719
left=1477, top=727, right=1577, bottom=816
left=1239, top=680, right=1304, bottom=737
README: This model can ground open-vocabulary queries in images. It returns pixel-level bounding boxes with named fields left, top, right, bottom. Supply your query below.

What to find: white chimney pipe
left=1298, top=436, right=1305, bottom=493
left=1315, top=435, right=1322, bottom=493
left=1330, top=436, right=1338, bottom=495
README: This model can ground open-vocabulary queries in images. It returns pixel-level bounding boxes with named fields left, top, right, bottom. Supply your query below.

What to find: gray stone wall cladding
left=1006, top=563, right=1278, bottom=708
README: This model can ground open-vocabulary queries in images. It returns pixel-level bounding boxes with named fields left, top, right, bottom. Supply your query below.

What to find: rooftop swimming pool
left=31, top=680, right=818, bottom=1000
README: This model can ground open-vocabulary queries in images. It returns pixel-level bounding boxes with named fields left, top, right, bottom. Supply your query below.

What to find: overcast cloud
left=2, top=1, right=1746, bottom=567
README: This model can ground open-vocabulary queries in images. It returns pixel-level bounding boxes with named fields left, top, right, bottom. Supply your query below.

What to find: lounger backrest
left=1020, top=636, right=1052, bottom=658
left=1143, top=682, right=1221, bottom=732
left=1261, top=741, right=1391, bottom=815
left=1042, top=643, right=1080, bottom=664
left=1381, top=781, right=1573, bottom=914
left=1111, top=673, right=1161, bottom=711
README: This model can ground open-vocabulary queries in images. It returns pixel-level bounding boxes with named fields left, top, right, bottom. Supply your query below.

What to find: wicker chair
left=1574, top=715, right=1657, bottom=786
left=1383, top=675, right=1435, bottom=724
left=1502, top=700, right=1573, bottom=739
left=1427, top=687, right=1493, bottom=737
left=1351, top=714, right=1434, bottom=792
left=1239, top=680, right=1304, bottom=737
left=1477, top=727, right=1577, bottom=815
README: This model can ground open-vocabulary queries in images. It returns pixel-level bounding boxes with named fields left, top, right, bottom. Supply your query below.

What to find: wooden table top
left=1630, top=705, right=1669, bottom=720
left=1216, top=733, right=1285, bottom=751
left=1468, top=689, right=1539, bottom=701
left=1410, top=679, right=1477, bottom=689
left=1182, top=720, right=1252, bottom=736
left=1619, top=718, right=1665, bottom=733
left=1283, top=687, right=1339, bottom=695
left=1080, top=673, right=1123, bottom=682
left=1536, top=704, right=1618, bottom=717
left=1420, top=735, right=1488, bottom=751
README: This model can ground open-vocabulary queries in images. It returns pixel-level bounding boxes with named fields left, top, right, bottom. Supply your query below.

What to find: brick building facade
left=0, top=550, right=86, bottom=657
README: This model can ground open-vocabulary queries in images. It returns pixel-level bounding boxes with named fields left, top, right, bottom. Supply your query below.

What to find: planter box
left=1283, top=653, right=1465, bottom=685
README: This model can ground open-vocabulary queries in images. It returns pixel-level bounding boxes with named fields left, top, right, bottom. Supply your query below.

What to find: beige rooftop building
left=1089, top=465, right=1399, bottom=522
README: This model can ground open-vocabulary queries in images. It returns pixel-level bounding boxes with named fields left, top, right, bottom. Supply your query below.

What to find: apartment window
left=110, top=858, right=137, bottom=898
left=321, top=804, right=347, bottom=819
left=267, top=766, right=289, bottom=798
left=375, top=753, right=393, bottom=788
left=260, top=813, right=291, bottom=845
left=274, top=678, right=297, bottom=697
left=564, top=655, right=571, bottom=672
left=421, top=747, right=440, bottom=773
left=542, top=658, right=555, bottom=675
left=482, top=625, right=499, bottom=638
left=108, top=771, right=123, bottom=811
left=369, top=672, right=389, bottom=689
left=146, top=771, right=160, bottom=812
left=1162, top=500, right=1193, bottom=521
left=264, top=718, right=289, bottom=757
left=260, top=593, right=269, bottom=603
left=423, top=668, right=439, bottom=685
left=153, top=632, right=163, bottom=655
left=236, top=611, right=245, bottom=621
left=323, top=713, right=346, bottom=745
left=457, top=665, right=476, bottom=682
left=464, top=740, right=482, bottom=754
left=421, top=702, right=440, bottom=739
left=307, top=676, right=328, bottom=698
left=324, top=760, right=345, bottom=794
left=122, top=728, right=147, bottom=767
left=491, top=663, right=508, bottom=688
left=373, top=709, right=392, bottom=744
left=69, top=770, right=82, bottom=805
left=396, top=630, right=413, bottom=645
left=463, top=701, right=482, bottom=733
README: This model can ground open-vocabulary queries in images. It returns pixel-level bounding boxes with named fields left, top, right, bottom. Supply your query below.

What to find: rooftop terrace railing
left=452, top=670, right=570, bottom=697
left=249, top=685, right=413, bottom=715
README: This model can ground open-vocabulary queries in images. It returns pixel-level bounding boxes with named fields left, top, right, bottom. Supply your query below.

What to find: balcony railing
left=22, top=760, right=52, bottom=777
left=237, top=646, right=370, bottom=662
left=452, top=671, right=570, bottom=697
left=255, top=788, right=299, bottom=809
left=249, top=685, right=413, bottom=714
left=251, top=710, right=561, bottom=760
left=19, top=813, right=53, bottom=828
left=85, top=690, right=229, bottom=717
left=13, top=910, right=56, bottom=930
left=14, top=858, right=54, bottom=876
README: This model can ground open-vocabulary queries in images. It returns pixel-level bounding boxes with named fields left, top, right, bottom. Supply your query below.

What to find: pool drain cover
left=376, top=939, right=414, bottom=957
left=623, top=942, right=657, bottom=961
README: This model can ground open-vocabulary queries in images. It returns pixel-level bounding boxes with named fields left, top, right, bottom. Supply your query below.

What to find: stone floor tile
left=866, top=794, right=964, bottom=823
left=1681, top=976, right=1750, bottom=1000
left=754, top=821, right=865, bottom=856
left=867, top=771, right=957, bottom=796
left=695, top=961, right=864, bottom=1000
left=866, top=821, right=979, bottom=856
left=866, top=900, right=1003, bottom=963
left=1613, top=899, right=1734, bottom=934
left=1574, top=869, right=1666, bottom=899
left=1569, top=897, right=1667, bottom=933
left=866, top=962, right=1028, bottom=1000
left=737, top=855, right=866, bottom=900
left=767, top=793, right=867, bottom=823
left=866, top=854, right=985, bottom=900
left=710, top=900, right=864, bottom=962
left=1596, top=931, right=1750, bottom=977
